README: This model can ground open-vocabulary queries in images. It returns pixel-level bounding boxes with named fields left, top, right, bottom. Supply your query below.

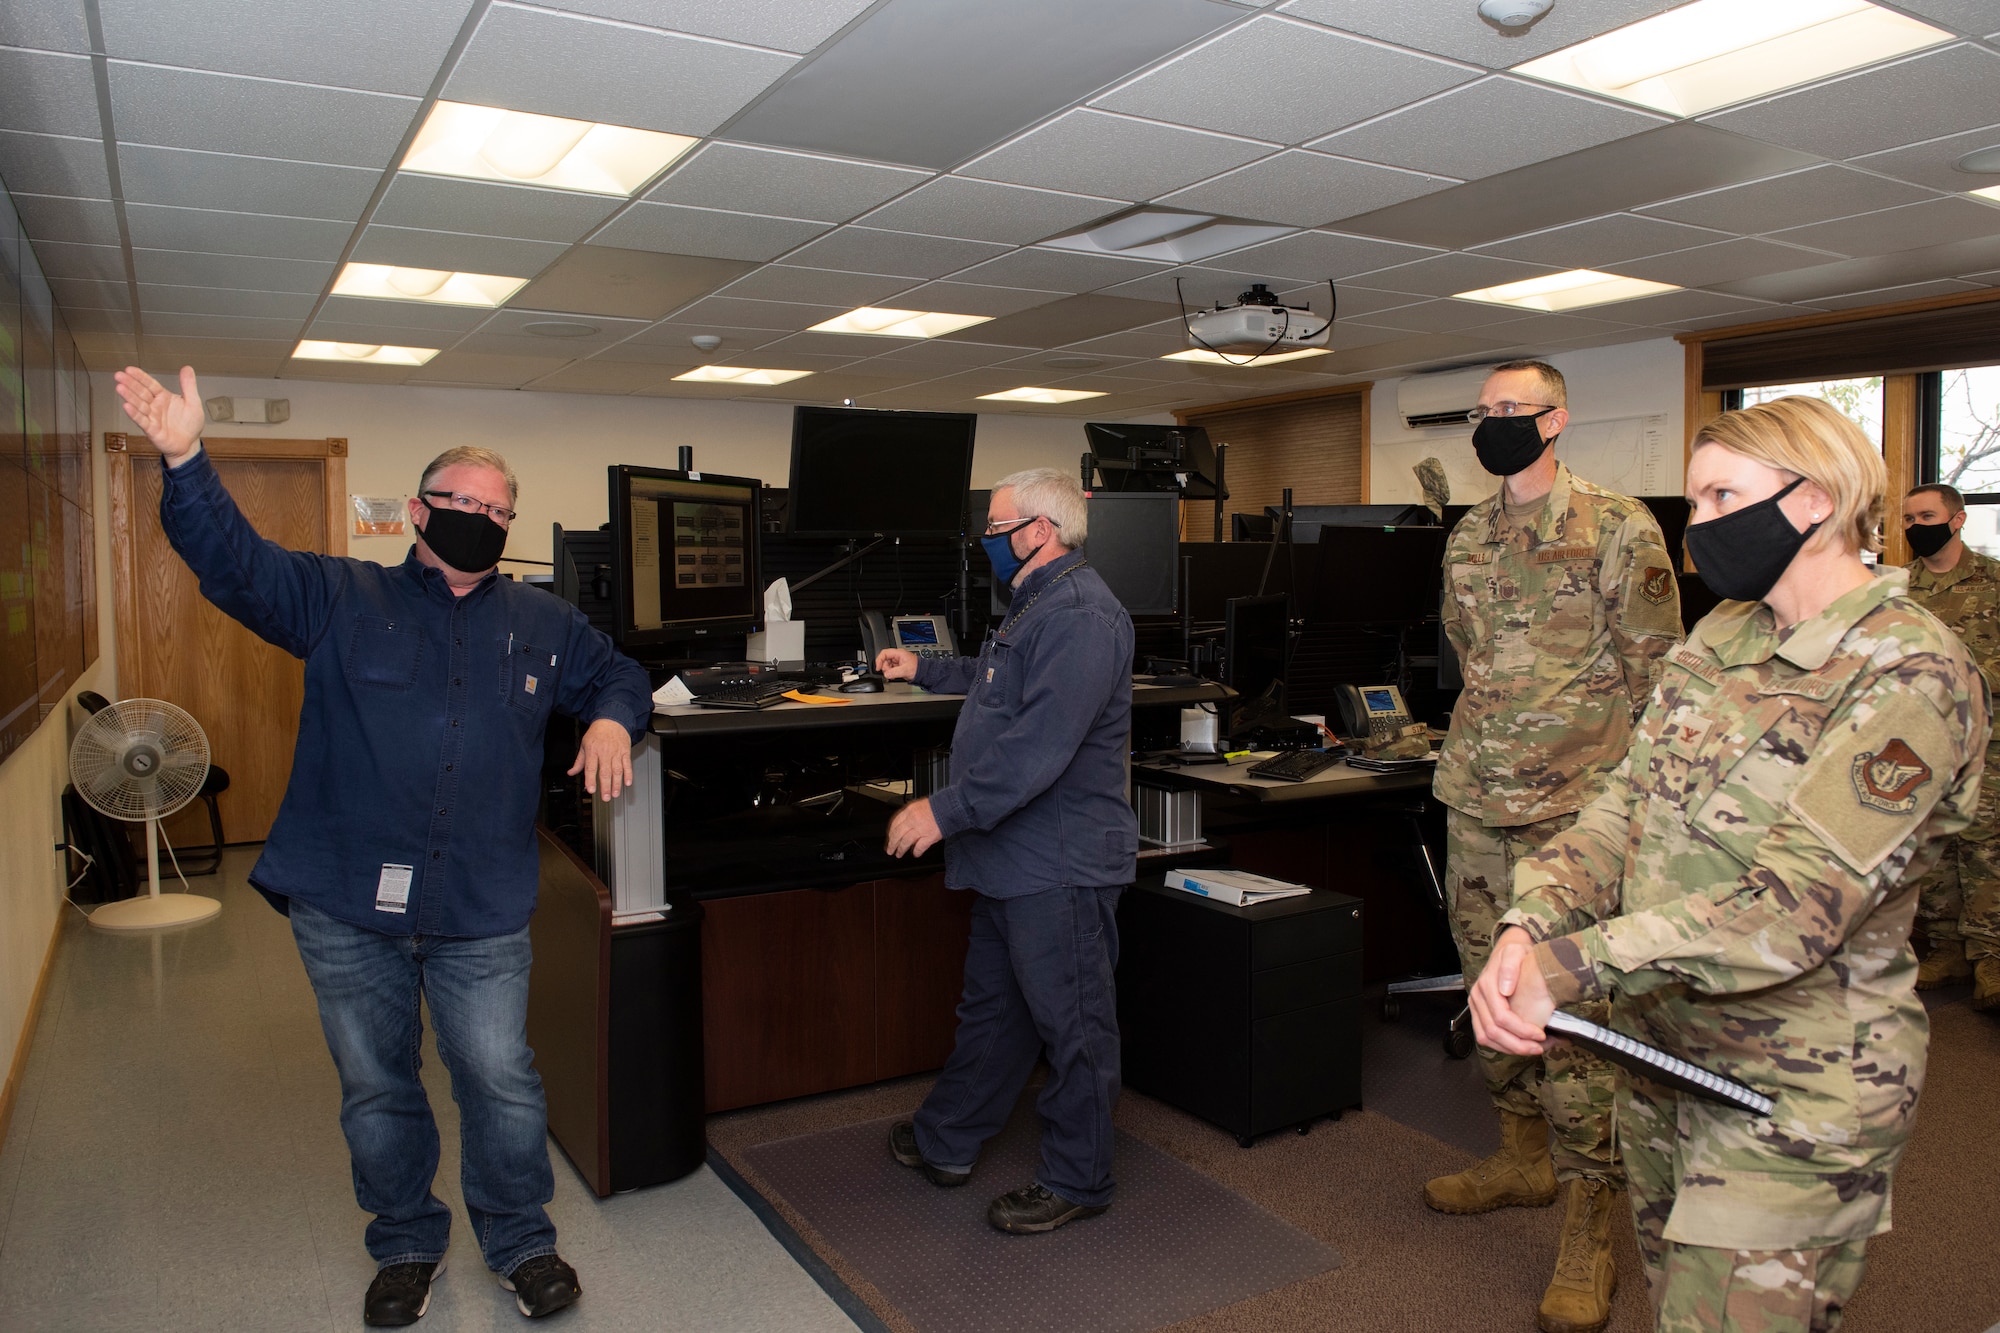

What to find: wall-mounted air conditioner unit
left=1397, top=366, right=1499, bottom=430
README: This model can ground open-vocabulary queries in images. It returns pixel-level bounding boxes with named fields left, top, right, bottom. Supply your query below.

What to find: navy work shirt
left=915, top=549, right=1137, bottom=897
left=160, top=450, right=653, bottom=938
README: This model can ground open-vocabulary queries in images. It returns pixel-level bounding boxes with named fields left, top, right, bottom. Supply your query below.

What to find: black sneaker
left=364, top=1259, right=444, bottom=1326
left=500, top=1253, right=581, bottom=1319
left=888, top=1120, right=970, bottom=1187
left=987, top=1183, right=1109, bottom=1234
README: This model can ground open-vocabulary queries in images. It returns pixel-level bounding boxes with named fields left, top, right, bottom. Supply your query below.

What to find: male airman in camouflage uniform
left=1431, top=361, right=1683, bottom=1333
left=1899, top=483, right=2000, bottom=1009
left=1494, top=569, right=1987, bottom=1332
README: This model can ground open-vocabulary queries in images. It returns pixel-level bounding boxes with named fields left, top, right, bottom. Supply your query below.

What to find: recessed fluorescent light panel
left=293, top=341, right=439, bottom=366
left=977, top=387, right=1107, bottom=403
left=1043, top=207, right=1294, bottom=263
left=1454, top=269, right=1680, bottom=312
left=401, top=101, right=697, bottom=196
left=1971, top=185, right=2000, bottom=204
left=671, top=366, right=814, bottom=385
left=1163, top=347, right=1329, bottom=366
left=1515, top=0, right=1952, bottom=117
left=807, top=308, right=994, bottom=338
left=332, top=263, right=529, bottom=308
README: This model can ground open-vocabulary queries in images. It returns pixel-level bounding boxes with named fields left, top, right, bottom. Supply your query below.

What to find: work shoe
left=1537, top=1178, right=1618, bottom=1333
left=1917, top=938, right=1972, bottom=989
left=1975, top=957, right=2000, bottom=1012
left=889, top=1120, right=970, bottom=1187
left=987, top=1183, right=1109, bottom=1234
left=363, top=1259, right=444, bottom=1326
left=499, top=1254, right=580, bottom=1319
left=1424, top=1108, right=1559, bottom=1214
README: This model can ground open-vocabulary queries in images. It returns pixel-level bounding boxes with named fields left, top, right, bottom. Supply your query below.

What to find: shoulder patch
left=1851, top=739, right=1932, bottom=813
left=1790, top=695, right=1957, bottom=875
left=1639, top=567, right=1674, bottom=604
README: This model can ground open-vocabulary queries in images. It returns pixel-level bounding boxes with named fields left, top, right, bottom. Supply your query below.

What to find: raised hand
left=113, top=365, right=206, bottom=466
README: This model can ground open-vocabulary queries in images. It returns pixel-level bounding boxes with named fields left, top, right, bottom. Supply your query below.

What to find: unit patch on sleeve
left=1851, top=739, right=1932, bottom=813
left=1639, top=567, right=1674, bottom=604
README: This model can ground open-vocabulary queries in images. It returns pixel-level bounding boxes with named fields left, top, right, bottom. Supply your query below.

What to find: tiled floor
left=0, top=853, right=862, bottom=1333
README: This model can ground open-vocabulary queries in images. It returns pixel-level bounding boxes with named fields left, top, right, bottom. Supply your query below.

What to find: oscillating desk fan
left=68, top=698, right=222, bottom=931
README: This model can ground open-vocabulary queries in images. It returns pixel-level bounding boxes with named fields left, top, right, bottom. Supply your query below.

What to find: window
left=1926, top=363, right=2000, bottom=559
left=1726, top=377, right=1884, bottom=448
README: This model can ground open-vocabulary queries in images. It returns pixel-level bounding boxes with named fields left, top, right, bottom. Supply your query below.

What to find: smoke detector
left=690, top=334, right=723, bottom=351
left=1478, top=0, right=1553, bottom=29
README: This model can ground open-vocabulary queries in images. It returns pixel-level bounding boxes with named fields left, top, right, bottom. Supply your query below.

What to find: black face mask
left=418, top=501, right=509, bottom=574
left=1683, top=478, right=1820, bottom=603
left=1905, top=520, right=1956, bottom=559
left=1473, top=408, right=1556, bottom=477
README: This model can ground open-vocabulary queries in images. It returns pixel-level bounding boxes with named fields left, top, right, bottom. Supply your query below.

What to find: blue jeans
left=289, top=900, right=556, bottom=1274
left=913, top=884, right=1123, bottom=1208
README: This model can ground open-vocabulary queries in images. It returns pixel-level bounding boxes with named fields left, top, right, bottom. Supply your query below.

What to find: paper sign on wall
left=352, top=495, right=407, bottom=535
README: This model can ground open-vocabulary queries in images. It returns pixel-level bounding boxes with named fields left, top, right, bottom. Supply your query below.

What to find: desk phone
left=1335, top=684, right=1414, bottom=746
left=860, top=611, right=960, bottom=662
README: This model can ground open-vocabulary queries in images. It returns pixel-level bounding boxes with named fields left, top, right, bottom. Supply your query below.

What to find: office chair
left=76, top=691, right=230, bottom=877
left=1372, top=796, right=1476, bottom=1060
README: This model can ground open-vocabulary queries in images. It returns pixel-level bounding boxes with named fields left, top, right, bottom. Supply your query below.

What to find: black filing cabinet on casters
left=1117, top=879, right=1363, bottom=1146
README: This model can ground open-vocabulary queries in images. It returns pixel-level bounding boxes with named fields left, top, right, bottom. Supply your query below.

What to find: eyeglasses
left=1466, top=401, right=1556, bottom=422
left=983, top=515, right=1050, bottom=536
left=422, top=490, right=516, bottom=525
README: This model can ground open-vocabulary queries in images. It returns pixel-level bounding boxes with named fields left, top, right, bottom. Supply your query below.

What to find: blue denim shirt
left=915, top=549, right=1137, bottom=897
left=160, top=450, right=653, bottom=938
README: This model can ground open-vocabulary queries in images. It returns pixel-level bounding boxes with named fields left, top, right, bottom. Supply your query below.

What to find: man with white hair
left=878, top=468, right=1137, bottom=1234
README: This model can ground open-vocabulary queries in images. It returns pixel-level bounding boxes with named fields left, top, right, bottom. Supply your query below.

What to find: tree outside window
left=1936, top=364, right=2000, bottom=559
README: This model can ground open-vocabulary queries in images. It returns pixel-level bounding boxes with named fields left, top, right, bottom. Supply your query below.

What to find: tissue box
left=746, top=620, right=805, bottom=663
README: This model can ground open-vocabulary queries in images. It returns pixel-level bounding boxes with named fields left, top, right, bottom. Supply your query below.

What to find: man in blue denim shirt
left=878, top=467, right=1137, bottom=1234
left=115, top=366, right=652, bottom=1325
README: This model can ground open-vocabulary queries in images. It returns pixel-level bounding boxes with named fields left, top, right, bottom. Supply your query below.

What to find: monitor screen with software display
left=607, top=464, right=763, bottom=653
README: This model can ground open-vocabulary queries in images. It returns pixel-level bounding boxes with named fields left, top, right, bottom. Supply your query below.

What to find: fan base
left=90, top=893, right=222, bottom=932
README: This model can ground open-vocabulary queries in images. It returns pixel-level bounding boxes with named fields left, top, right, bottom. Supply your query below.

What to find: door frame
left=103, top=434, right=348, bottom=700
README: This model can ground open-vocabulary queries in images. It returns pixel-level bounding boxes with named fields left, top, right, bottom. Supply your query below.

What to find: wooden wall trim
left=1683, top=341, right=1705, bottom=466
left=1674, top=286, right=2000, bottom=347
left=107, top=434, right=346, bottom=461
left=326, top=452, right=349, bottom=559
left=1883, top=374, right=1919, bottom=568
left=0, top=916, right=65, bottom=1153
left=1173, top=379, right=1372, bottom=423
left=105, top=447, right=142, bottom=706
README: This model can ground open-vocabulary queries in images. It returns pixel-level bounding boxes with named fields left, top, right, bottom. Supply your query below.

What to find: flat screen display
left=788, top=406, right=976, bottom=538
left=894, top=617, right=941, bottom=647
left=608, top=465, right=763, bottom=652
left=1363, top=688, right=1400, bottom=714
left=1312, top=525, right=1447, bottom=624
left=1081, top=490, right=1178, bottom=617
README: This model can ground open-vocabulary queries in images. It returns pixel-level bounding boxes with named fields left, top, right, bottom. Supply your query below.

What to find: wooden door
left=106, top=435, right=347, bottom=847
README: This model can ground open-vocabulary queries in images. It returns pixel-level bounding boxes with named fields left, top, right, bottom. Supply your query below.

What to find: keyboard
left=693, top=678, right=813, bottom=709
left=1247, top=749, right=1346, bottom=782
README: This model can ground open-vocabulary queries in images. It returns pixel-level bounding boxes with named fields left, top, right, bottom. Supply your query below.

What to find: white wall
left=1367, top=337, right=1686, bottom=505
left=100, top=377, right=1114, bottom=568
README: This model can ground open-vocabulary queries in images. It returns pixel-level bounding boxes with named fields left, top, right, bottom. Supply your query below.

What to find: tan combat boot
left=1424, top=1109, right=1559, bottom=1214
left=1537, top=1177, right=1618, bottom=1333
left=1917, top=938, right=1972, bottom=989
left=1974, top=957, right=2000, bottom=1012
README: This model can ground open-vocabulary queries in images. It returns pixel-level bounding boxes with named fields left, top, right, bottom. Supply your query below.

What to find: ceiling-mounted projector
left=1184, top=283, right=1331, bottom=351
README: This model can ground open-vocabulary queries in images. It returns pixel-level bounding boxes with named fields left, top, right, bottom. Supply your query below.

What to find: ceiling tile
left=724, top=0, right=1239, bottom=169
left=1462, top=311, right=1640, bottom=343
left=473, top=307, right=651, bottom=347
left=0, top=131, right=111, bottom=198
left=524, top=358, right=665, bottom=394
left=1703, top=44, right=2000, bottom=161
left=1160, top=150, right=1455, bottom=228
left=29, top=240, right=129, bottom=284
left=136, top=285, right=317, bottom=319
left=857, top=177, right=1122, bottom=245
left=1768, top=197, right=2000, bottom=258
left=609, top=325, right=794, bottom=357
left=1217, top=228, right=1441, bottom=282
left=70, top=331, right=142, bottom=370
left=1475, top=214, right=1731, bottom=268
left=844, top=336, right=1022, bottom=368
left=1361, top=299, right=1516, bottom=334
left=960, top=109, right=1273, bottom=202
left=138, top=336, right=293, bottom=377
left=1638, top=165, right=1941, bottom=235
left=407, top=352, right=579, bottom=387
left=132, top=249, right=335, bottom=293
left=781, top=227, right=1011, bottom=279
left=665, top=296, right=848, bottom=331
left=524, top=0, right=876, bottom=54
left=589, top=202, right=830, bottom=262
left=444, top=4, right=797, bottom=138
left=1850, top=121, right=2000, bottom=192
left=279, top=358, right=419, bottom=384
left=374, top=175, right=621, bottom=244
left=313, top=295, right=494, bottom=333
left=0, top=50, right=99, bottom=139
left=11, top=194, right=121, bottom=248
left=938, top=293, right=1183, bottom=349
left=758, top=329, right=951, bottom=359
left=888, top=282, right=1060, bottom=318
left=298, top=319, right=461, bottom=350
left=1575, top=289, right=1778, bottom=325
left=116, top=143, right=379, bottom=221
left=1886, top=0, right=2000, bottom=33
left=1337, top=124, right=1822, bottom=250
left=1348, top=251, right=1561, bottom=298
left=510, top=246, right=758, bottom=320
left=107, top=62, right=417, bottom=168
left=144, top=311, right=306, bottom=340
left=125, top=204, right=352, bottom=262
left=1095, top=15, right=1476, bottom=145
left=1615, top=237, right=1854, bottom=288
left=1280, top=0, right=1684, bottom=67
left=0, top=4, right=89, bottom=54
left=1809, top=279, right=1987, bottom=309
left=767, top=372, right=923, bottom=402
left=1711, top=233, right=2000, bottom=303
left=49, top=278, right=133, bottom=311
left=645, top=143, right=928, bottom=223
left=98, top=0, right=476, bottom=96
left=1313, top=77, right=1666, bottom=182
left=63, top=307, right=135, bottom=335
left=950, top=248, right=1169, bottom=295
left=351, top=225, right=568, bottom=276
left=715, top=265, right=918, bottom=307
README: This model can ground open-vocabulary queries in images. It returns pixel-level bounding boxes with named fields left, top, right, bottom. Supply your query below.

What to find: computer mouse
left=838, top=672, right=885, bottom=693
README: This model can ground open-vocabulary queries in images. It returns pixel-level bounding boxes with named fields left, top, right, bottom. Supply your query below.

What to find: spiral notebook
left=1546, top=1011, right=1774, bottom=1117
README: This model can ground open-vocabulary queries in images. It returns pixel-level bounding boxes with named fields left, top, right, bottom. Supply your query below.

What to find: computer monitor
left=607, top=465, right=763, bottom=654
left=1082, top=491, right=1179, bottom=617
left=1232, top=512, right=1276, bottom=543
left=1267, top=503, right=1438, bottom=544
left=1312, top=526, right=1447, bottom=624
left=1223, top=594, right=1289, bottom=701
left=787, top=405, right=976, bottom=538
left=1083, top=423, right=1220, bottom=498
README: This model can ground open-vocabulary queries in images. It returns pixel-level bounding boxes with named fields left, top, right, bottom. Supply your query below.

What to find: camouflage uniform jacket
left=1434, top=462, right=1683, bottom=827
left=1904, top=546, right=2000, bottom=702
left=1501, top=570, right=1989, bottom=1250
